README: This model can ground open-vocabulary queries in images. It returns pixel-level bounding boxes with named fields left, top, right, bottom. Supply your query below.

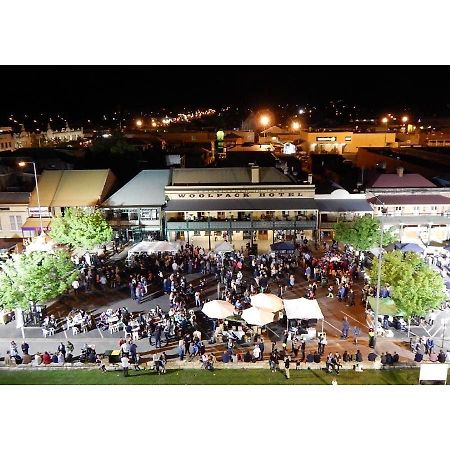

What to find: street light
left=18, top=161, right=44, bottom=234
left=135, top=119, right=143, bottom=128
left=291, top=121, right=301, bottom=131
left=372, top=196, right=387, bottom=351
left=441, top=318, right=449, bottom=349
left=402, top=116, right=409, bottom=134
left=381, top=117, right=389, bottom=146
left=260, top=115, right=270, bottom=138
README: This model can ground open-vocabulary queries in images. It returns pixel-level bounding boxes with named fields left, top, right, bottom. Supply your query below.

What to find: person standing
left=425, top=337, right=434, bottom=355
left=352, top=326, right=360, bottom=345
left=121, top=355, right=130, bottom=377
left=258, top=337, right=265, bottom=361
left=284, top=355, right=291, bottom=379
left=341, top=316, right=350, bottom=339
left=300, top=338, right=306, bottom=362
left=154, top=324, right=162, bottom=349
left=347, top=288, right=355, bottom=306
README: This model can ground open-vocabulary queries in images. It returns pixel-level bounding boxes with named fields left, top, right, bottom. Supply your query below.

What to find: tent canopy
left=283, top=298, right=324, bottom=320
left=215, top=241, right=234, bottom=253
left=270, top=241, right=295, bottom=252
left=128, top=240, right=180, bottom=255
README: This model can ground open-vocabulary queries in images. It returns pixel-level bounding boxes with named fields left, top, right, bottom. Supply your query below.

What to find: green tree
left=91, top=131, right=135, bottom=155
left=333, top=215, right=395, bottom=251
left=50, top=207, right=113, bottom=250
left=368, top=251, right=446, bottom=319
left=0, top=250, right=77, bottom=310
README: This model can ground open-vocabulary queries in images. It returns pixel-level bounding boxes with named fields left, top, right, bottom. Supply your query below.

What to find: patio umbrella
left=242, top=307, right=275, bottom=326
left=201, top=300, right=235, bottom=319
left=215, top=241, right=234, bottom=253
left=250, top=293, right=284, bottom=312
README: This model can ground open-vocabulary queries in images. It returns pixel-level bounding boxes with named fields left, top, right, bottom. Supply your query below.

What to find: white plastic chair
left=42, top=328, right=49, bottom=338
left=72, top=326, right=79, bottom=336
left=48, top=327, right=55, bottom=336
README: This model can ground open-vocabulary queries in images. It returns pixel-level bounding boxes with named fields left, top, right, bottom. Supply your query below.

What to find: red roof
left=369, top=194, right=450, bottom=205
left=370, top=174, right=436, bottom=188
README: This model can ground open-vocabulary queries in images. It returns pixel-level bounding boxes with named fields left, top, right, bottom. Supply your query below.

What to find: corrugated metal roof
left=369, top=194, right=450, bottom=205
left=164, top=198, right=317, bottom=212
left=29, top=170, right=115, bottom=207
left=102, top=170, right=170, bottom=207
left=370, top=174, right=436, bottom=188
left=171, top=167, right=293, bottom=185
left=315, top=199, right=373, bottom=212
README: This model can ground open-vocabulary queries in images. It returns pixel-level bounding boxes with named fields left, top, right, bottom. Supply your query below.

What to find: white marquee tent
left=214, top=241, right=234, bottom=253
left=128, top=240, right=180, bottom=255
left=283, top=298, right=325, bottom=333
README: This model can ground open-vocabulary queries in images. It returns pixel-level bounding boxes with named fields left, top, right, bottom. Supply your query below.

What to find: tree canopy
left=0, top=250, right=77, bottom=310
left=368, top=250, right=446, bottom=319
left=333, top=215, right=395, bottom=251
left=90, top=131, right=136, bottom=155
left=50, top=207, right=113, bottom=250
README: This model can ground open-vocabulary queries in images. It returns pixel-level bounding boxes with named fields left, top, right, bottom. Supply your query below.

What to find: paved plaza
left=0, top=245, right=431, bottom=366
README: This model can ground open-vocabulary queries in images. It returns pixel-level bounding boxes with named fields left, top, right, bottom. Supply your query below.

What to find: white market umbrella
left=242, top=307, right=275, bottom=326
left=250, top=293, right=284, bottom=312
left=202, top=300, right=235, bottom=319
left=215, top=241, right=234, bottom=253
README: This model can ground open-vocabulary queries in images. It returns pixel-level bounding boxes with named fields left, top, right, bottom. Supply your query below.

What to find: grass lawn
left=0, top=368, right=440, bottom=385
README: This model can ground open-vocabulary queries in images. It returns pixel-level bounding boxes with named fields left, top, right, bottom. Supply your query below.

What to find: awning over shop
left=315, top=199, right=373, bottom=213
left=21, top=218, right=52, bottom=230
left=164, top=198, right=317, bottom=212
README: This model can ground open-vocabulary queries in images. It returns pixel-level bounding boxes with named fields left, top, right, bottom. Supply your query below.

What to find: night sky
left=2, top=66, right=450, bottom=116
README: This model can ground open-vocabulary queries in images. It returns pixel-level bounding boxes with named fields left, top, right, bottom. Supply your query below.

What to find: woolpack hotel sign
left=175, top=191, right=307, bottom=199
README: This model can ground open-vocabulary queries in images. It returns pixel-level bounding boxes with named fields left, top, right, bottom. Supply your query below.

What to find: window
left=9, top=215, right=22, bottom=231
left=141, top=208, right=158, bottom=220
left=345, top=136, right=352, bottom=141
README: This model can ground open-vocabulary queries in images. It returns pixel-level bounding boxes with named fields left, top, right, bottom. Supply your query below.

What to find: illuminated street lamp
left=135, top=119, right=143, bottom=128
left=18, top=161, right=44, bottom=234
left=260, top=115, right=271, bottom=138
left=402, top=115, right=409, bottom=133
left=291, top=121, right=301, bottom=131
left=381, top=117, right=389, bottom=146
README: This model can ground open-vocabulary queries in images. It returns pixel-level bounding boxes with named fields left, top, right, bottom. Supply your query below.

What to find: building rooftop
left=171, top=167, right=294, bottom=185
left=369, top=173, right=436, bottom=188
left=29, top=169, right=116, bottom=207
left=0, top=192, right=30, bottom=204
left=103, top=170, right=170, bottom=207
left=369, top=194, right=450, bottom=205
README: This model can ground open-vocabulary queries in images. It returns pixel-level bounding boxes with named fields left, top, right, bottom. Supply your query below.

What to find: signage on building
left=174, top=191, right=307, bottom=199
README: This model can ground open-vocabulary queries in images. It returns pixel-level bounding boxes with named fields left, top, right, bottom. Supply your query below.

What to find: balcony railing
left=166, top=218, right=317, bottom=232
